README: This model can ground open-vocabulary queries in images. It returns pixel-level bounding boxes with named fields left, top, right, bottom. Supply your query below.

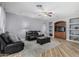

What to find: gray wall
left=6, top=12, right=47, bottom=40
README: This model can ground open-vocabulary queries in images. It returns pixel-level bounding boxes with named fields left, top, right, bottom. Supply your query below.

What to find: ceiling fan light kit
left=36, top=4, right=54, bottom=17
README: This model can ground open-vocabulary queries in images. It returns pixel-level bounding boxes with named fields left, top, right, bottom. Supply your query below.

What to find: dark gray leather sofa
left=26, top=31, right=44, bottom=41
left=0, top=32, right=24, bottom=54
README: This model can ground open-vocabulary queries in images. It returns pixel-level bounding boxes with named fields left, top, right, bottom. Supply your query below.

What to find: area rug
left=0, top=39, right=60, bottom=57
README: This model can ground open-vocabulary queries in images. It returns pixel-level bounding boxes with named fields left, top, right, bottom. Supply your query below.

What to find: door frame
left=54, top=21, right=66, bottom=39
left=0, top=6, right=6, bottom=33
left=53, top=19, right=69, bottom=40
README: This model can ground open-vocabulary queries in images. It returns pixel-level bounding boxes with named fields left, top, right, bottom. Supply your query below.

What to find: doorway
left=54, top=21, right=66, bottom=39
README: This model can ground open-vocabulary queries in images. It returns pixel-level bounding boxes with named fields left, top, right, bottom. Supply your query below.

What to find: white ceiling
left=1, top=2, right=79, bottom=20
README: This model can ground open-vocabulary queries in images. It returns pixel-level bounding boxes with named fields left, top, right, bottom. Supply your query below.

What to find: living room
left=0, top=2, right=79, bottom=57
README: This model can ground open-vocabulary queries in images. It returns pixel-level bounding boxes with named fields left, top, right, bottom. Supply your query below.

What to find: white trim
left=0, top=6, right=6, bottom=33
left=68, top=40, right=79, bottom=43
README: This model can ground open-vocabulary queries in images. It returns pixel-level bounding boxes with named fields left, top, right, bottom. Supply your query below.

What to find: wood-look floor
left=41, top=38, right=79, bottom=57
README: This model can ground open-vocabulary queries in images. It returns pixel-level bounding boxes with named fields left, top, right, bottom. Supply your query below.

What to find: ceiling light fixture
left=36, top=5, right=54, bottom=17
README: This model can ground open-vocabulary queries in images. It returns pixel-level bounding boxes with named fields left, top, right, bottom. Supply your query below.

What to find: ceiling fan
left=36, top=4, right=55, bottom=17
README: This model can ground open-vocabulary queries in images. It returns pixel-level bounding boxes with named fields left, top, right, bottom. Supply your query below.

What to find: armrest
left=4, top=41, right=24, bottom=54
left=14, top=41, right=24, bottom=44
left=38, top=34, right=44, bottom=37
left=6, top=41, right=24, bottom=48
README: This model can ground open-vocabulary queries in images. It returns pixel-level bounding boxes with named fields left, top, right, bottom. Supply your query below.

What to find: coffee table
left=37, top=36, right=50, bottom=45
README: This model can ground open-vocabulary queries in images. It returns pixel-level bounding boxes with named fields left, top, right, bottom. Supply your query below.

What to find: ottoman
left=37, top=36, right=50, bottom=45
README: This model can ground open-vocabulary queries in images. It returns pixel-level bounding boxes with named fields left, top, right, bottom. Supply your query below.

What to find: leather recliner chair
left=0, top=32, right=24, bottom=54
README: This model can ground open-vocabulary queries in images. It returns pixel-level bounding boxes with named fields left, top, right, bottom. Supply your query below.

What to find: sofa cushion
left=0, top=37, right=7, bottom=51
left=0, top=33, right=13, bottom=44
